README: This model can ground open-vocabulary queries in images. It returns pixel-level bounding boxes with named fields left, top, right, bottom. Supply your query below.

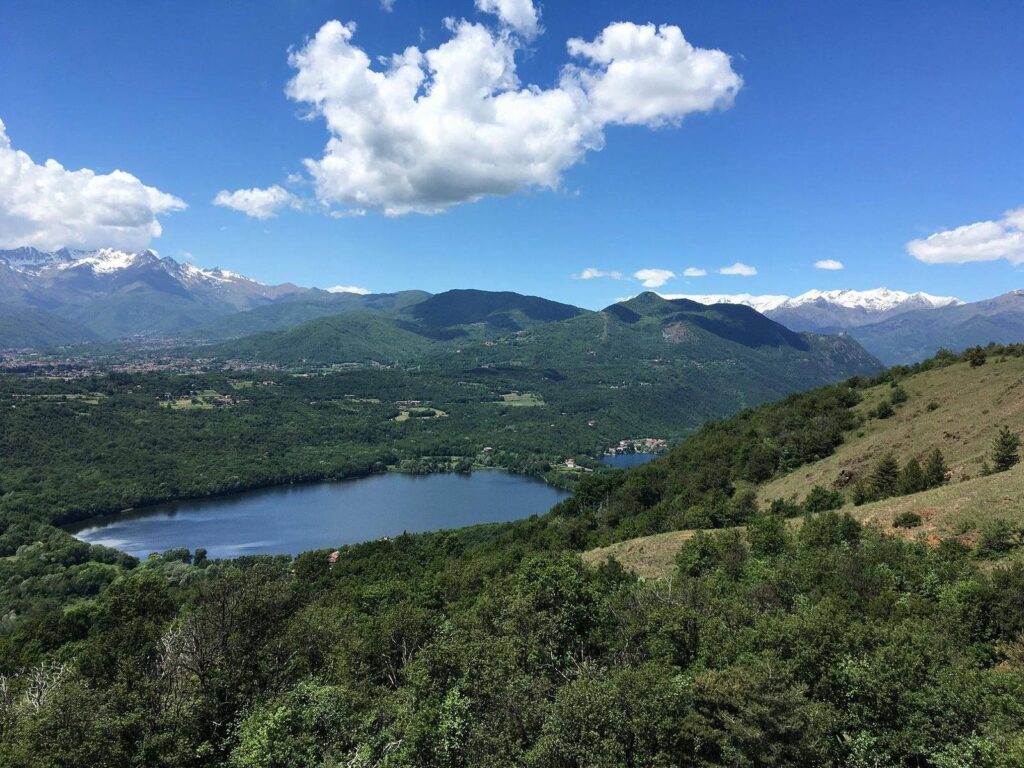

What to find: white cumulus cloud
left=907, top=207, right=1024, bottom=266
left=566, top=22, right=741, bottom=127
left=719, top=262, right=757, bottom=276
left=634, top=268, right=675, bottom=288
left=213, top=185, right=300, bottom=219
left=475, top=0, right=540, bottom=38
left=326, top=285, right=371, bottom=295
left=0, top=117, right=185, bottom=251
left=814, top=259, right=844, bottom=270
left=216, top=16, right=740, bottom=218
left=574, top=267, right=622, bottom=280
left=683, top=267, right=707, bottom=277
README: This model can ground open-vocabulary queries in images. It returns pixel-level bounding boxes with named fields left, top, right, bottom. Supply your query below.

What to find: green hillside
left=582, top=348, right=1024, bottom=579
left=189, top=290, right=431, bottom=341
left=0, top=308, right=99, bottom=349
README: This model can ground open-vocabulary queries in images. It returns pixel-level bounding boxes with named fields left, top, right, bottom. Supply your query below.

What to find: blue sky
left=1, top=0, right=1022, bottom=307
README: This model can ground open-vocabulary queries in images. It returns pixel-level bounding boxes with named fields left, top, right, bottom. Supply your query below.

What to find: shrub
left=851, top=478, right=874, bottom=506
left=747, top=514, right=789, bottom=558
left=924, top=448, right=949, bottom=488
left=991, top=426, right=1021, bottom=473
left=890, top=385, right=909, bottom=405
left=976, top=519, right=1019, bottom=557
left=874, top=401, right=895, bottom=419
left=893, top=511, right=922, bottom=529
left=802, top=485, right=844, bottom=514
left=966, top=346, right=987, bottom=367
left=926, top=400, right=940, bottom=412
left=898, top=458, right=927, bottom=495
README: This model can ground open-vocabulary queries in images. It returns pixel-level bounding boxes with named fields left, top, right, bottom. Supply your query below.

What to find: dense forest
left=2, top=345, right=1024, bottom=765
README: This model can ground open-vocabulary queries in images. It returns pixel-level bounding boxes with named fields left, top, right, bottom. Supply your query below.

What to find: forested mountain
left=2, top=346, right=1024, bottom=766
left=189, top=290, right=431, bottom=341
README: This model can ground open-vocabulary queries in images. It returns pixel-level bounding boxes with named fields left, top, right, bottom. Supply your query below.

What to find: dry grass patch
left=583, top=530, right=697, bottom=580
left=760, top=357, right=1024, bottom=506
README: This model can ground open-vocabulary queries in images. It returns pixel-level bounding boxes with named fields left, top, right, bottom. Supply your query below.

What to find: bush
left=802, top=485, right=844, bottom=514
left=893, top=511, right=922, bottom=529
left=898, top=458, right=927, bottom=495
left=976, top=519, right=1020, bottom=557
left=967, top=346, right=987, bottom=367
left=926, top=400, right=940, bottom=412
left=924, top=448, right=949, bottom=488
left=874, top=401, right=895, bottom=419
left=747, top=514, right=789, bottom=558
left=890, top=386, right=909, bottom=405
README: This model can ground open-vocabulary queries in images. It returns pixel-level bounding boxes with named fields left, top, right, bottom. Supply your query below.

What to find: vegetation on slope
left=1, top=345, right=1023, bottom=765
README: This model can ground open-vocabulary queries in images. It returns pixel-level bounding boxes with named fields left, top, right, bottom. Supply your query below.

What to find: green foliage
left=976, top=519, right=1021, bottom=557
left=870, top=452, right=901, bottom=499
left=925, top=448, right=950, bottom=488
left=898, top=457, right=927, bottom=495
left=802, top=485, right=844, bottom=513
left=991, top=426, right=1021, bottom=473
left=873, top=400, right=895, bottom=419
left=893, top=511, right=923, bottom=529
left=967, top=346, right=987, bottom=367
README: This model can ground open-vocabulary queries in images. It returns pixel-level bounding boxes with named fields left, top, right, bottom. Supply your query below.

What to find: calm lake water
left=601, top=453, right=661, bottom=468
left=68, top=471, right=570, bottom=560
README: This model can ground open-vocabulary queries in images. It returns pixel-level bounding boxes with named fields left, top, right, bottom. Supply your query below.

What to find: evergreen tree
left=992, top=426, right=1021, bottom=473
left=924, top=448, right=948, bottom=488
left=898, top=458, right=927, bottom=495
left=871, top=453, right=901, bottom=499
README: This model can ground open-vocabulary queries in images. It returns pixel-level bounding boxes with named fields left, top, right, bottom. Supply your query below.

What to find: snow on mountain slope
left=666, top=288, right=963, bottom=333
left=0, top=247, right=313, bottom=339
left=671, top=288, right=962, bottom=313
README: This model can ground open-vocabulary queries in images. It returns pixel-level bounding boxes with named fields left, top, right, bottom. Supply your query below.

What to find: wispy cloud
left=814, top=259, right=844, bottom=270
left=907, top=207, right=1024, bottom=266
left=683, top=267, right=707, bottom=277
left=719, top=262, right=757, bottom=277
left=574, top=267, right=623, bottom=280
left=326, top=285, right=371, bottom=295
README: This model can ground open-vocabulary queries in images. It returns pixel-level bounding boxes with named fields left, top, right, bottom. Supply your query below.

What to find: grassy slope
left=759, top=355, right=1024, bottom=502
left=585, top=355, right=1024, bottom=578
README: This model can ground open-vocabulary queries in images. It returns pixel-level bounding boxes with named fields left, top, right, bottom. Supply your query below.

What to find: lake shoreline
left=66, top=470, right=572, bottom=560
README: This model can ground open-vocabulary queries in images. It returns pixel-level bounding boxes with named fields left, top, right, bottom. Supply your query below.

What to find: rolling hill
left=581, top=348, right=1024, bottom=578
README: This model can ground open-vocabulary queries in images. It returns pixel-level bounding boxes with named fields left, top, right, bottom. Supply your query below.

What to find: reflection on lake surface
left=67, top=471, right=570, bottom=559
left=601, top=453, right=661, bottom=468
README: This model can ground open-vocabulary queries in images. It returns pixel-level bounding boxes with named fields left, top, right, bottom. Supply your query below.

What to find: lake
left=67, top=471, right=570, bottom=560
left=601, top=453, right=662, bottom=468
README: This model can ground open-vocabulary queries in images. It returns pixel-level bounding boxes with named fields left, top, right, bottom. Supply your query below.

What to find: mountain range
left=0, top=248, right=1022, bottom=368
left=0, top=247, right=311, bottom=343
left=677, top=288, right=963, bottom=333
left=680, top=287, right=1024, bottom=365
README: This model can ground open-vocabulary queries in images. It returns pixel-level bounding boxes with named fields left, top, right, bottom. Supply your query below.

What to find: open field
left=500, top=392, right=544, bottom=406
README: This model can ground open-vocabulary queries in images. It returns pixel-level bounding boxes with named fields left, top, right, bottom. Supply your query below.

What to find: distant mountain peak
left=670, top=288, right=962, bottom=314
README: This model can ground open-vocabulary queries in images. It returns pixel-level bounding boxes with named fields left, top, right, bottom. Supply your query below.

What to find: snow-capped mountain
left=0, top=247, right=311, bottom=340
left=673, top=288, right=963, bottom=333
